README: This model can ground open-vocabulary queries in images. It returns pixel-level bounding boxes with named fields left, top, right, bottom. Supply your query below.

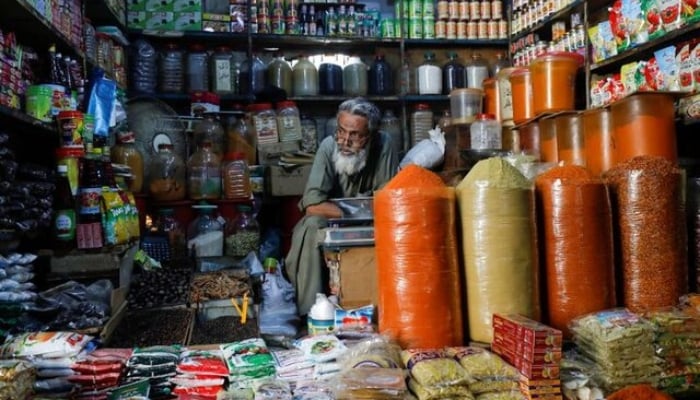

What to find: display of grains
left=225, top=230, right=260, bottom=257
left=189, top=270, right=250, bottom=302
left=604, top=156, right=687, bottom=313
left=110, top=308, right=194, bottom=348
left=189, top=316, right=259, bottom=345
left=535, top=165, right=616, bottom=337
left=456, top=157, right=539, bottom=343
left=127, top=262, right=192, bottom=310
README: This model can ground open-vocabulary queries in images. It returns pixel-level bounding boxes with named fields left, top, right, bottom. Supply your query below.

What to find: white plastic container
left=308, top=293, right=336, bottom=335
left=470, top=113, right=502, bottom=150
left=417, top=51, right=442, bottom=95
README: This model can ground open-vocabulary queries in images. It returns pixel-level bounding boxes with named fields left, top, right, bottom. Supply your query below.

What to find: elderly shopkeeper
left=285, top=97, right=399, bottom=316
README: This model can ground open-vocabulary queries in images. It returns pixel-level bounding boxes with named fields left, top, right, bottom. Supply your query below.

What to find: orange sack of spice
left=374, top=165, right=464, bottom=349
left=606, top=384, right=673, bottom=400
left=535, top=165, right=616, bottom=337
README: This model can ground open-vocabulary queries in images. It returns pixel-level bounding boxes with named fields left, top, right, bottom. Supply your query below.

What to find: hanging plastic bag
left=399, top=125, right=446, bottom=170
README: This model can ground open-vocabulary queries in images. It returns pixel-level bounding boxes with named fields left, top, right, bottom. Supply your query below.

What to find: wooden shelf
left=0, top=105, right=56, bottom=136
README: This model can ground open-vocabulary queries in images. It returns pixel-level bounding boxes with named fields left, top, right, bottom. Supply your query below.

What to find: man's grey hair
left=337, top=97, right=381, bottom=135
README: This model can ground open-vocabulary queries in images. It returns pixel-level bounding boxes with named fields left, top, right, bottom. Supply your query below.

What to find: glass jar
left=187, top=141, right=222, bottom=200
left=187, top=44, right=209, bottom=92
left=154, top=208, right=186, bottom=257
left=149, top=144, right=186, bottom=202
left=300, top=114, right=318, bottom=153
left=187, top=204, right=223, bottom=257
left=417, top=51, right=442, bottom=95
left=465, top=53, right=490, bottom=89
left=443, top=51, right=466, bottom=94
left=249, top=103, right=280, bottom=144
left=470, top=113, right=502, bottom=150
left=193, top=113, right=225, bottom=156
left=210, top=46, right=234, bottom=94
left=222, top=152, right=251, bottom=200
left=225, top=204, right=260, bottom=257
left=491, top=52, right=510, bottom=76
left=411, top=103, right=434, bottom=144
left=129, top=38, right=157, bottom=94
left=159, top=43, right=185, bottom=93
left=398, top=58, right=416, bottom=95
left=267, top=53, right=293, bottom=95
left=240, top=53, right=266, bottom=95
left=276, top=101, right=302, bottom=142
left=319, top=58, right=344, bottom=95
left=110, top=131, right=144, bottom=193
left=380, top=109, right=402, bottom=156
left=226, top=111, right=257, bottom=166
left=368, top=53, right=394, bottom=95
left=343, top=56, right=368, bottom=96
left=293, top=55, right=319, bottom=96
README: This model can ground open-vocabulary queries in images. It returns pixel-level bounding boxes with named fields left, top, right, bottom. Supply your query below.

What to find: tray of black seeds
left=108, top=307, right=194, bottom=348
left=188, top=315, right=259, bottom=345
left=127, top=265, right=192, bottom=310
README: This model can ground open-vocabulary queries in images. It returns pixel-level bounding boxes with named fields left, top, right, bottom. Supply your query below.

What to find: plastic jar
left=529, top=51, right=583, bottom=114
left=482, top=78, right=501, bottom=121
left=417, top=52, right=442, bottom=95
left=443, top=51, right=466, bottom=94
left=465, top=53, right=490, bottom=89
left=149, top=144, right=186, bottom=202
left=319, top=59, right=344, bottom=95
left=187, top=204, right=223, bottom=257
left=56, top=146, right=84, bottom=196
left=300, top=115, right=318, bottom=153
left=110, top=131, right=145, bottom=193
left=470, top=113, right=501, bottom=150
left=343, top=56, right=368, bottom=96
left=611, top=92, right=677, bottom=165
left=187, top=44, right=210, bottom=92
left=509, top=68, right=534, bottom=124
left=240, top=53, right=267, bottom=95
left=450, top=88, right=483, bottom=125
left=249, top=103, right=280, bottom=144
left=496, top=67, right=516, bottom=123
left=368, top=54, right=394, bottom=95
left=159, top=43, right=185, bottom=93
left=277, top=101, right=302, bottom=142
left=267, top=53, right=293, bottom=95
left=555, top=113, right=584, bottom=166
left=293, top=55, right=319, bottom=96
left=187, top=141, right=222, bottom=200
left=582, top=107, right=614, bottom=176
left=411, top=103, right=434, bottom=144
left=538, top=116, right=558, bottom=163
left=380, top=109, right=403, bottom=156
left=193, top=113, right=225, bottom=156
left=154, top=208, right=186, bottom=257
left=210, top=46, right=234, bottom=94
left=225, top=204, right=260, bottom=257
left=222, top=152, right=251, bottom=200
left=57, top=110, right=84, bottom=147
left=226, top=112, right=257, bottom=166
left=518, top=121, right=541, bottom=159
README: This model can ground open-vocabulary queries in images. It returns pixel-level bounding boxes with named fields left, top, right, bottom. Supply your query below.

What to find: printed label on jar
left=469, top=0, right=481, bottom=20
left=488, top=20, right=499, bottom=39
left=435, top=19, right=447, bottom=38
left=499, top=19, right=508, bottom=38
left=457, top=21, right=467, bottom=38
left=480, top=0, right=491, bottom=20
left=423, top=20, right=436, bottom=38
left=448, top=0, right=459, bottom=20
left=458, top=0, right=470, bottom=20
left=214, top=60, right=232, bottom=92
left=253, top=115, right=279, bottom=141
left=491, top=0, right=503, bottom=18
left=477, top=20, right=488, bottom=38
left=467, top=21, right=478, bottom=38
left=446, top=20, right=457, bottom=38
left=55, top=209, right=76, bottom=240
left=498, top=77, right=513, bottom=120
left=79, top=187, right=102, bottom=216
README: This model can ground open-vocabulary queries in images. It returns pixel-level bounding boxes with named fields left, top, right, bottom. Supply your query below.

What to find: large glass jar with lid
left=110, top=130, right=144, bottom=193
left=368, top=53, right=394, bottom=95
left=187, top=204, right=223, bottom=257
left=226, top=110, right=257, bottom=166
left=187, top=141, right=222, bottom=200
left=417, top=51, right=442, bottom=95
left=443, top=51, right=465, bottom=94
left=249, top=103, right=280, bottom=145
left=319, top=56, right=343, bottom=95
left=222, top=152, right=251, bottom=200
left=159, top=43, right=184, bottom=93
left=240, top=53, right=266, bottom=95
left=187, top=44, right=209, bottom=92
left=225, top=204, right=260, bottom=257
left=343, top=55, right=368, bottom=96
left=153, top=208, right=186, bottom=257
left=465, top=53, right=490, bottom=89
left=193, top=113, right=225, bottom=156
left=148, top=144, right=186, bottom=202
left=292, top=54, right=319, bottom=96
left=210, top=46, right=234, bottom=94
left=267, top=52, right=293, bottom=95
left=276, top=101, right=302, bottom=142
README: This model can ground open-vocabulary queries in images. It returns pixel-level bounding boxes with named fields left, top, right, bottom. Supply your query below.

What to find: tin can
left=423, top=0, right=435, bottom=18
left=457, top=21, right=467, bottom=38
left=409, top=0, right=423, bottom=18
left=408, top=18, right=423, bottom=38
left=469, top=0, right=481, bottom=19
left=423, top=19, right=436, bottom=38
left=491, top=0, right=503, bottom=18
left=437, top=0, right=449, bottom=19
left=381, top=19, right=396, bottom=38
left=480, top=0, right=492, bottom=20
left=458, top=0, right=470, bottom=20
left=435, top=19, right=447, bottom=38
left=395, top=19, right=403, bottom=37
left=498, top=19, right=508, bottom=38
left=467, top=20, right=478, bottom=38
left=448, top=0, right=459, bottom=20
left=488, top=19, right=499, bottom=39
left=446, top=20, right=457, bottom=38
left=396, top=0, right=408, bottom=19
left=477, top=19, right=488, bottom=38
left=552, top=21, right=565, bottom=41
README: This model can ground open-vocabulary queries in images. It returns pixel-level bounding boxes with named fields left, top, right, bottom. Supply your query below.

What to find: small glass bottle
left=225, top=204, right=260, bottom=257
left=470, top=113, right=502, bottom=150
left=149, top=144, right=186, bottom=202
left=187, top=141, right=222, bottom=200
left=53, top=165, right=76, bottom=253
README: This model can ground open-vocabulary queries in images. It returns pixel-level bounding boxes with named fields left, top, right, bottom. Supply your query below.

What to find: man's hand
left=305, top=201, right=344, bottom=219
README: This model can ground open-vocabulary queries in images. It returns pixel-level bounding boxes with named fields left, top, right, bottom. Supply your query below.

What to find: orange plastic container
left=509, top=68, right=533, bottom=124
left=519, top=121, right=540, bottom=159
left=538, top=116, right=558, bottom=163
left=555, top=113, right=585, bottom=166
left=583, top=107, right=614, bottom=176
left=611, top=92, right=677, bottom=165
left=483, top=78, right=501, bottom=121
left=529, top=52, right=583, bottom=114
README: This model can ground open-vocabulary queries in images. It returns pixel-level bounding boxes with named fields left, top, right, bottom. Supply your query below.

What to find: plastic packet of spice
left=569, top=309, right=655, bottom=345
left=407, top=378, right=473, bottom=400
left=401, top=349, right=473, bottom=388
left=475, top=391, right=528, bottom=400
left=445, top=346, right=520, bottom=381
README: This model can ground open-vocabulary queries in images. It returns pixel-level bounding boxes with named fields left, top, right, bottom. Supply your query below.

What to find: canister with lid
left=187, top=44, right=209, bottom=93
left=465, top=53, right=489, bottom=89
left=450, top=88, right=484, bottom=125
left=529, top=51, right=583, bottom=114
left=555, top=112, right=585, bottom=166
left=470, top=113, right=501, bottom=150
left=583, top=107, right=613, bottom=176
left=159, top=43, right=184, bottom=93
left=496, top=67, right=516, bottom=123
left=509, top=68, right=534, bottom=124
left=482, top=78, right=501, bottom=121
left=249, top=103, right=280, bottom=145
left=276, top=101, right=302, bottom=142
left=411, top=103, right=434, bottom=144
left=417, top=52, right=442, bottom=95
left=210, top=46, right=234, bottom=94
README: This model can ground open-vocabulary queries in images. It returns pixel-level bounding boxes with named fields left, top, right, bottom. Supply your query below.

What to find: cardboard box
left=145, top=11, right=175, bottom=30
left=173, top=0, right=202, bottom=12
left=324, top=246, right=378, bottom=309
left=267, top=165, right=311, bottom=196
left=146, top=0, right=173, bottom=11
left=127, top=0, right=148, bottom=11
left=174, top=11, right=202, bottom=30
left=257, top=141, right=301, bottom=166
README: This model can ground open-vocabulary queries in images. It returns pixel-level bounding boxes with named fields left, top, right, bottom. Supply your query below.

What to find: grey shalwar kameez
left=285, top=132, right=398, bottom=315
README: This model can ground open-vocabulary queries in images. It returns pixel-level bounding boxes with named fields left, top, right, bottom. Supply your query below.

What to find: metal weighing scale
left=319, top=197, right=375, bottom=247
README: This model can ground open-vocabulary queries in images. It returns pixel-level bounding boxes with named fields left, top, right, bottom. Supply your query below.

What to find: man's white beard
left=333, top=148, right=368, bottom=176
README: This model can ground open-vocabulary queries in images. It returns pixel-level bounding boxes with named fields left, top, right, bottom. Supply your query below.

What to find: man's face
left=335, top=111, right=370, bottom=155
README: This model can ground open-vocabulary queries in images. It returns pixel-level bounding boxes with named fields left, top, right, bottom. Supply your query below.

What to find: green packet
left=107, top=378, right=150, bottom=400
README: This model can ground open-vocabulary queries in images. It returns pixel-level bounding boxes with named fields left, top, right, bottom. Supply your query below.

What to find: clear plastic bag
left=338, top=334, right=403, bottom=370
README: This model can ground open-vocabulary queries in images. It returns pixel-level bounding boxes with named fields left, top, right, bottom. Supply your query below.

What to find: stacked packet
left=70, top=348, right=132, bottom=400
left=446, top=346, right=526, bottom=400
left=0, top=359, right=35, bottom=399
left=221, top=338, right=276, bottom=388
left=124, top=345, right=182, bottom=398
left=401, top=348, right=475, bottom=400
left=171, top=350, right=228, bottom=399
